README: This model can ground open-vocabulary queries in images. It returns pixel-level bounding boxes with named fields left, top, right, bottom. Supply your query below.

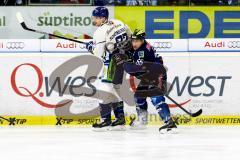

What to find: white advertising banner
left=189, top=38, right=240, bottom=51
left=0, top=7, right=114, bottom=39
left=0, top=39, right=240, bottom=52
left=164, top=53, right=240, bottom=116
left=40, top=39, right=88, bottom=52
left=0, top=53, right=240, bottom=117
left=0, top=39, right=40, bottom=52
left=40, top=39, right=189, bottom=52
left=0, top=39, right=189, bottom=53
left=148, top=39, right=188, bottom=52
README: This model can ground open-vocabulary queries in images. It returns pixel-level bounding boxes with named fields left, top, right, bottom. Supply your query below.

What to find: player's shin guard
left=152, top=96, right=170, bottom=122
left=99, top=103, right=112, bottom=122
left=130, top=98, right=148, bottom=130
left=136, top=107, right=148, bottom=125
left=112, top=101, right=125, bottom=120
left=155, top=103, right=171, bottom=123
left=92, top=103, right=112, bottom=131
left=111, top=101, right=126, bottom=131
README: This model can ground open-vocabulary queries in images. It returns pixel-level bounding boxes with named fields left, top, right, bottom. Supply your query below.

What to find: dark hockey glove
left=86, top=41, right=94, bottom=53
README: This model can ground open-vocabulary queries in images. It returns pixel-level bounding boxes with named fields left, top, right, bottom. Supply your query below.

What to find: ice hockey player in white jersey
left=85, top=6, right=132, bottom=131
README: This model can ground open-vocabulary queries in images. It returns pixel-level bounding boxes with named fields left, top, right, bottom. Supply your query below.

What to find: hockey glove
left=86, top=41, right=94, bottom=53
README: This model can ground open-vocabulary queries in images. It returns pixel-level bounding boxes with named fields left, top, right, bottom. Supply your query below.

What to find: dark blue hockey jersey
left=130, top=40, right=163, bottom=64
left=125, top=40, right=166, bottom=82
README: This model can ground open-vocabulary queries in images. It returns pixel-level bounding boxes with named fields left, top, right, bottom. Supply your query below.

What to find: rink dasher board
left=0, top=53, right=240, bottom=126
left=0, top=115, right=240, bottom=126
left=0, top=39, right=239, bottom=52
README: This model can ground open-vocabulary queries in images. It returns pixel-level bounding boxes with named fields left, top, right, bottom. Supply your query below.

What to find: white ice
left=0, top=126, right=239, bottom=160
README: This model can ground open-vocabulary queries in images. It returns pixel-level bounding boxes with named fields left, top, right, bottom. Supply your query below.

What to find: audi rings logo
left=228, top=41, right=240, bottom=48
left=6, top=42, right=25, bottom=49
left=79, top=44, right=86, bottom=49
left=152, top=42, right=172, bottom=49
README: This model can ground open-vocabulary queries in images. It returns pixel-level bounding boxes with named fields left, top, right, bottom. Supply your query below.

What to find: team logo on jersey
left=138, top=51, right=144, bottom=58
left=136, top=59, right=143, bottom=66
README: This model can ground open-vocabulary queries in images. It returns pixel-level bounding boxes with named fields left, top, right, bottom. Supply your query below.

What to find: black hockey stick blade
left=165, top=94, right=202, bottom=117
left=190, top=109, right=203, bottom=117
left=21, top=22, right=36, bottom=32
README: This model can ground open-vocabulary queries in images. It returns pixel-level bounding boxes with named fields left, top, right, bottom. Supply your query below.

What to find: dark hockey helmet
left=92, top=6, right=109, bottom=19
left=131, top=29, right=146, bottom=40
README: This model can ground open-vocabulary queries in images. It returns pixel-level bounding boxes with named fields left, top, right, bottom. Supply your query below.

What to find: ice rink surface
left=0, top=126, right=239, bottom=160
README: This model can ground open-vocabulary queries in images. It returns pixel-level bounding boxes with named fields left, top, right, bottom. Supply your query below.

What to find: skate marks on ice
left=0, top=126, right=239, bottom=160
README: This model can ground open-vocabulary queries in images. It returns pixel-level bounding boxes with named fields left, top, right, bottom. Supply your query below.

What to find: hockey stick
left=16, top=12, right=87, bottom=45
left=0, top=116, right=10, bottom=122
left=165, top=94, right=202, bottom=117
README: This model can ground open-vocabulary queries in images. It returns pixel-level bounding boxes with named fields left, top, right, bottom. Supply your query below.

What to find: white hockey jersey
left=92, top=19, right=132, bottom=59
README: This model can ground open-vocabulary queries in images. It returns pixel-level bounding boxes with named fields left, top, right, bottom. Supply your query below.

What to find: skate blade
left=109, top=125, right=126, bottom=131
left=92, top=126, right=110, bottom=132
left=159, top=128, right=178, bottom=134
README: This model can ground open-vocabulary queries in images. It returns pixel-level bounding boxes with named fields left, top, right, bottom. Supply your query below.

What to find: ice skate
left=92, top=120, right=112, bottom=132
left=159, top=118, right=178, bottom=134
left=130, top=110, right=148, bottom=130
left=109, top=117, right=126, bottom=131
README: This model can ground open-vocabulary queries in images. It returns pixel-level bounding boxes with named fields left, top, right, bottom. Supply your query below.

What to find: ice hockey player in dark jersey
left=126, top=29, right=177, bottom=133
